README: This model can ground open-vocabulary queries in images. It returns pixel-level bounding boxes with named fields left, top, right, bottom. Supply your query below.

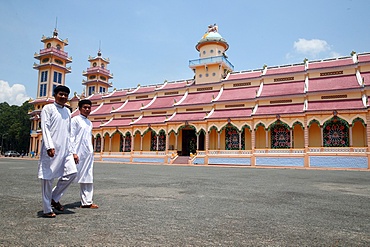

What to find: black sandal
left=43, top=212, right=56, bottom=218
left=51, top=199, right=65, bottom=211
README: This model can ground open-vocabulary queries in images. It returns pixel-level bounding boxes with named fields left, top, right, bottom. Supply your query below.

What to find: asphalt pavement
left=0, top=158, right=369, bottom=246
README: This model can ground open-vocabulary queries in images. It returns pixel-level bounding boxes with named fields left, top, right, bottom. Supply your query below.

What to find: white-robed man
left=71, top=99, right=99, bottom=209
left=38, top=85, right=77, bottom=218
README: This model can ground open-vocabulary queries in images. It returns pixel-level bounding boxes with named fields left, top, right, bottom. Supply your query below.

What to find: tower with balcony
left=82, top=50, right=113, bottom=96
left=189, top=24, right=234, bottom=84
left=29, top=28, right=72, bottom=155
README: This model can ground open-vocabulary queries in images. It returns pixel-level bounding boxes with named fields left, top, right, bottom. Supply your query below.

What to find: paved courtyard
left=0, top=158, right=369, bottom=246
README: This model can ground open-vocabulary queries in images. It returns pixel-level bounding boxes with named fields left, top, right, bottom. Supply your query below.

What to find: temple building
left=29, top=25, right=370, bottom=169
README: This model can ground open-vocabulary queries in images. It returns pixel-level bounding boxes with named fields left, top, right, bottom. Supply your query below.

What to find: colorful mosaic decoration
left=124, top=134, right=131, bottom=152
left=95, top=136, right=101, bottom=152
left=158, top=131, right=166, bottom=151
left=323, top=118, right=349, bottom=147
left=151, top=131, right=157, bottom=151
left=225, top=126, right=240, bottom=150
left=271, top=122, right=290, bottom=149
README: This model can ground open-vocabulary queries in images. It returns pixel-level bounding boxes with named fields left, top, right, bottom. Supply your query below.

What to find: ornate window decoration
left=323, top=117, right=349, bottom=147
left=95, top=135, right=101, bottom=152
left=225, top=125, right=240, bottom=150
left=124, top=132, right=131, bottom=152
left=150, top=130, right=157, bottom=151
left=158, top=130, right=166, bottom=151
left=270, top=121, right=290, bottom=149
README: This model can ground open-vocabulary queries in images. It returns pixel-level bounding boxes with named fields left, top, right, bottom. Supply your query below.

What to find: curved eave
left=82, top=80, right=113, bottom=87
left=196, top=40, right=229, bottom=51
left=33, top=63, right=72, bottom=73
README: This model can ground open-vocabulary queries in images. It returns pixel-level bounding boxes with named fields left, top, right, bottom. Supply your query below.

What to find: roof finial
left=98, top=40, right=102, bottom=56
left=53, top=17, right=58, bottom=37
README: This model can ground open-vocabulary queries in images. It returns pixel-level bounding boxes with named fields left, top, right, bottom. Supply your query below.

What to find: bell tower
left=189, top=24, right=234, bottom=84
left=33, top=28, right=72, bottom=98
left=82, top=50, right=113, bottom=96
left=29, top=28, right=72, bottom=156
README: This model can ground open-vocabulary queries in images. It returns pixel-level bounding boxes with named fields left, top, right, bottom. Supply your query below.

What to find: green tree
left=0, top=101, right=33, bottom=154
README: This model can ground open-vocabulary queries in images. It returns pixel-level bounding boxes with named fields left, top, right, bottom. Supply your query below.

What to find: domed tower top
left=189, top=24, right=233, bottom=85
left=196, top=24, right=229, bottom=52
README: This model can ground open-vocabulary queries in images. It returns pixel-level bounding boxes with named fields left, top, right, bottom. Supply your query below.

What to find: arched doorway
left=180, top=127, right=196, bottom=156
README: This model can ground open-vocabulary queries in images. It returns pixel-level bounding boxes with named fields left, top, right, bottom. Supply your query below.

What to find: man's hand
left=47, top=149, right=55, bottom=157
left=73, top=154, right=79, bottom=164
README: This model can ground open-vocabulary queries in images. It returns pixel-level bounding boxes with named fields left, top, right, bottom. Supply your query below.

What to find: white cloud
left=293, top=38, right=330, bottom=57
left=0, top=80, right=30, bottom=106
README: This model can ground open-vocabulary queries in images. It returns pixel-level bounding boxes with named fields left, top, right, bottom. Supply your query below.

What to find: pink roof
left=308, top=75, right=360, bottom=92
left=307, top=99, right=365, bottom=111
left=128, top=85, right=157, bottom=94
left=358, top=54, right=370, bottom=63
left=265, top=65, right=305, bottom=75
left=227, top=70, right=262, bottom=80
left=104, top=90, right=127, bottom=98
left=133, top=115, right=167, bottom=125
left=92, top=121, right=103, bottom=129
left=308, top=57, right=354, bottom=70
left=260, top=81, right=305, bottom=97
left=361, top=72, right=370, bottom=86
left=158, top=80, right=190, bottom=90
left=102, top=118, right=132, bottom=127
left=254, top=103, right=304, bottom=116
left=178, top=91, right=218, bottom=106
left=113, top=99, right=152, bottom=113
left=145, top=95, right=184, bottom=109
left=87, top=94, right=103, bottom=101
left=167, top=112, right=207, bottom=122
left=207, top=108, right=253, bottom=119
left=90, top=102, right=124, bottom=116
left=216, top=86, right=259, bottom=102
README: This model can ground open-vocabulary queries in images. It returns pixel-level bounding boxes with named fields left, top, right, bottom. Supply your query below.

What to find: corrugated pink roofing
left=265, top=65, right=305, bottom=75
left=92, top=121, right=102, bottom=129
left=87, top=94, right=103, bottom=101
left=254, top=103, right=304, bottom=115
left=308, top=75, right=360, bottom=92
left=362, top=72, right=370, bottom=86
left=104, top=90, right=127, bottom=98
left=114, top=99, right=152, bottom=113
left=307, top=99, right=365, bottom=111
left=133, top=115, right=167, bottom=125
left=167, top=112, right=207, bottom=122
left=358, top=54, right=370, bottom=63
left=158, top=80, right=190, bottom=90
left=308, top=57, right=354, bottom=70
left=207, top=108, right=253, bottom=119
left=90, top=102, right=124, bottom=116
left=102, top=118, right=132, bottom=127
left=260, top=81, right=305, bottom=97
left=145, top=95, right=184, bottom=109
left=227, top=70, right=262, bottom=80
left=216, top=86, right=259, bottom=102
left=128, top=85, right=157, bottom=94
left=178, top=91, right=218, bottom=106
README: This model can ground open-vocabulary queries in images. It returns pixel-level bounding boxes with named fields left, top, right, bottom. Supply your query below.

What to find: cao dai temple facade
left=29, top=25, right=370, bottom=169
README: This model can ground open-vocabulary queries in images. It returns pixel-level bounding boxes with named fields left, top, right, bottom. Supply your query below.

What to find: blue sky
left=1, top=0, right=369, bottom=105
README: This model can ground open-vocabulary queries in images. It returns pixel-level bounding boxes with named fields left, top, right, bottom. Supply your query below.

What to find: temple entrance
left=181, top=129, right=197, bottom=156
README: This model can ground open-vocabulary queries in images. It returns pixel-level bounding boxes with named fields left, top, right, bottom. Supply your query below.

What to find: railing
left=39, top=47, right=68, bottom=58
left=309, top=147, right=367, bottom=153
left=189, top=56, right=234, bottom=70
left=86, top=67, right=111, bottom=76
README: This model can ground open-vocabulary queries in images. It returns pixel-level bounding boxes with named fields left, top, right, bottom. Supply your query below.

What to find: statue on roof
left=207, top=23, right=218, bottom=33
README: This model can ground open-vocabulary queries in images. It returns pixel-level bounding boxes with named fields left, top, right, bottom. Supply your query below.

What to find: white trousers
left=41, top=173, right=77, bottom=214
left=80, top=183, right=94, bottom=206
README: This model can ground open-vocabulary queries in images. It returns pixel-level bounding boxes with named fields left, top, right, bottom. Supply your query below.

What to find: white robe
left=71, top=115, right=94, bottom=183
left=38, top=103, right=75, bottom=180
